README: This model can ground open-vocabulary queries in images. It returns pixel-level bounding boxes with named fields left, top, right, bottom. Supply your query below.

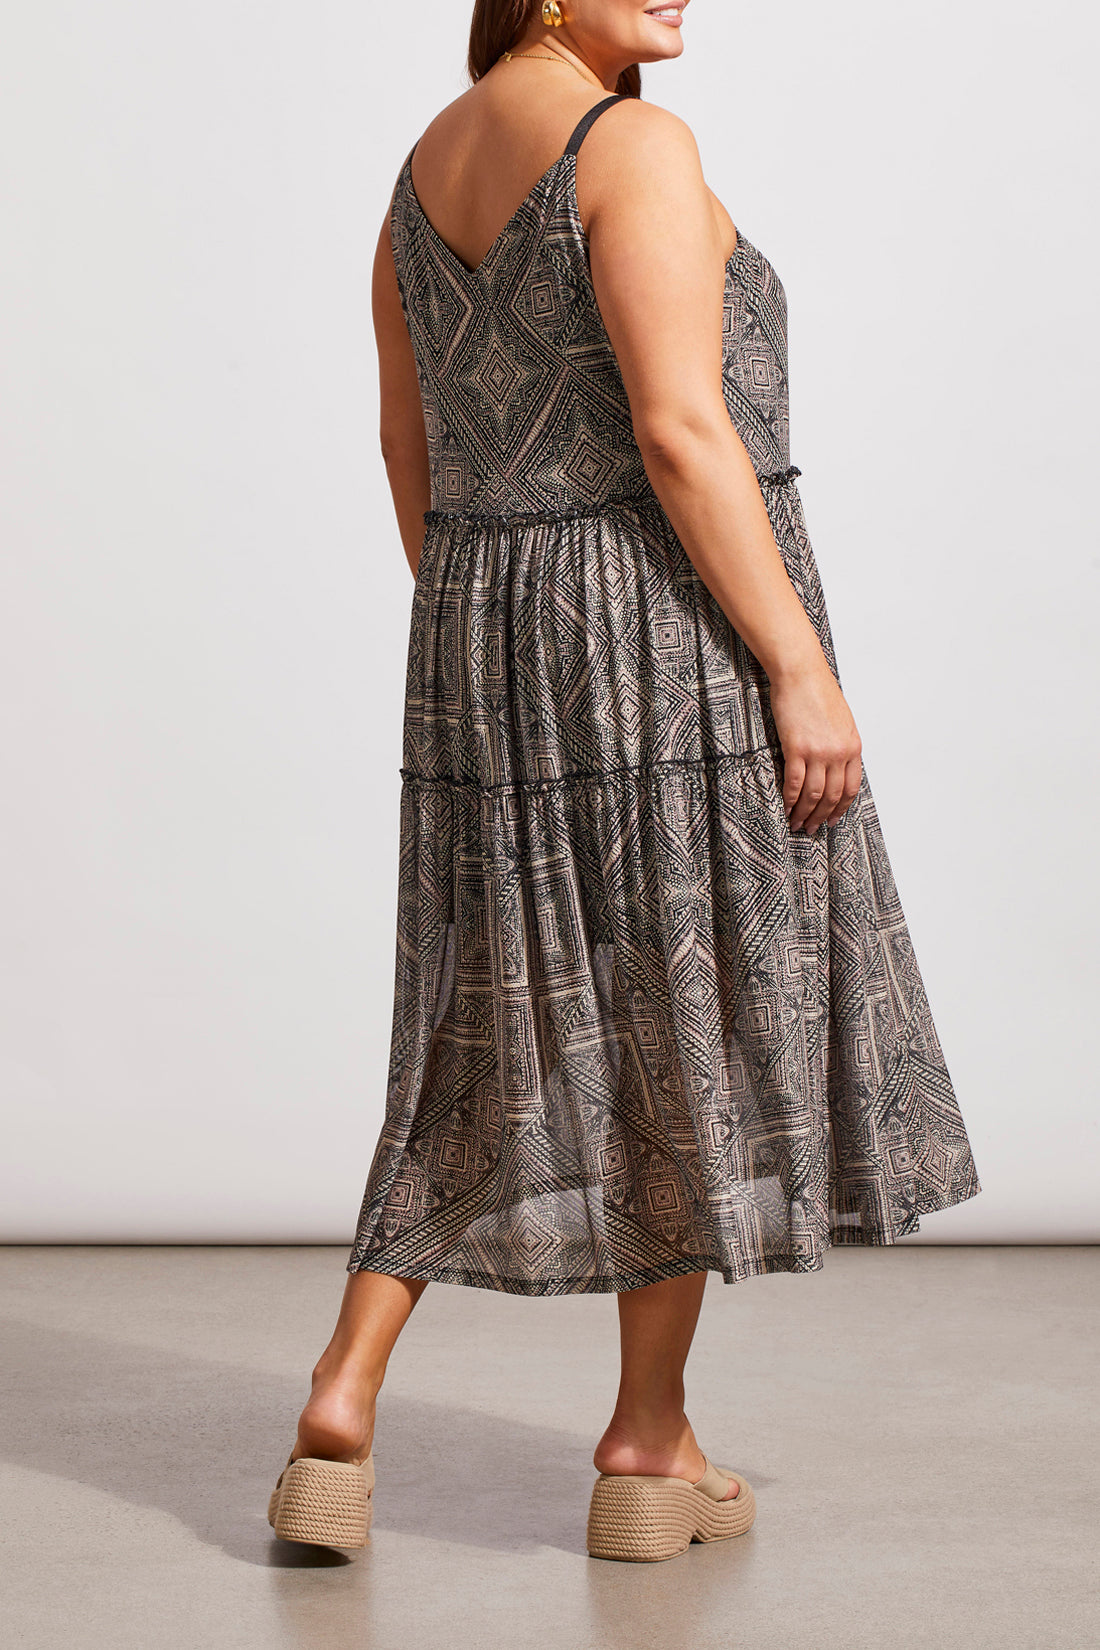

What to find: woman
left=267, top=0, right=982, bottom=1563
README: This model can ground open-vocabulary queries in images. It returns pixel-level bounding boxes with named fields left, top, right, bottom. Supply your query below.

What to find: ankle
left=602, top=1406, right=690, bottom=1449
left=607, top=1381, right=688, bottom=1438
left=311, top=1342, right=386, bottom=1400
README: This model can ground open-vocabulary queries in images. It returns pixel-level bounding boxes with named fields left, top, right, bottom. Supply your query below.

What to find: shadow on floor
left=2, top=1315, right=766, bottom=1573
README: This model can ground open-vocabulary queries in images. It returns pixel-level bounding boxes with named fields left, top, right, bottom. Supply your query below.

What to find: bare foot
left=291, top=1350, right=381, bottom=1467
left=592, top=1416, right=740, bottom=1500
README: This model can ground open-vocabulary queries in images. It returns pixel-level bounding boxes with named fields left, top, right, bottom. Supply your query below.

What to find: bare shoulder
left=575, top=98, right=718, bottom=247
left=581, top=98, right=703, bottom=183
left=408, top=85, right=479, bottom=153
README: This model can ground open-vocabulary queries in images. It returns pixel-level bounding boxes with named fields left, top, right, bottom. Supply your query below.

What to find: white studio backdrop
left=1, top=1, right=1096, bottom=1245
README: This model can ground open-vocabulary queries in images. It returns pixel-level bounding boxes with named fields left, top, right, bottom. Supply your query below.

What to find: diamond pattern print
left=347, top=99, right=981, bottom=1294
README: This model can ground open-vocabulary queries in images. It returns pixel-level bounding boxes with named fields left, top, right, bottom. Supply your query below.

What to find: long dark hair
left=467, top=1, right=642, bottom=97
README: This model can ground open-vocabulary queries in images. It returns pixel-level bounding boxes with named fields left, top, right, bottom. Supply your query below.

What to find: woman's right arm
left=577, top=101, right=862, bottom=835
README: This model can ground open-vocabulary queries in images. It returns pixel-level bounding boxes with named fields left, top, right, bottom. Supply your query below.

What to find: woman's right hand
left=767, top=658, right=863, bottom=834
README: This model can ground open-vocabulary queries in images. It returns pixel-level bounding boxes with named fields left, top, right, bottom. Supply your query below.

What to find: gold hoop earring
left=541, top=1, right=565, bottom=26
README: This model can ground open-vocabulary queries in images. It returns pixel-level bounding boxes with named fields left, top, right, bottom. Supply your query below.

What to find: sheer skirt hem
left=345, top=1176, right=982, bottom=1296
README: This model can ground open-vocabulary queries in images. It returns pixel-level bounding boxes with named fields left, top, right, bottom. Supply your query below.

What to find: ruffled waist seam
left=423, top=467, right=800, bottom=528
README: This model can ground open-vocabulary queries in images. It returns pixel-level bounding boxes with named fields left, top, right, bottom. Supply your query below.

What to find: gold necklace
left=500, top=49, right=601, bottom=88
left=501, top=50, right=567, bottom=65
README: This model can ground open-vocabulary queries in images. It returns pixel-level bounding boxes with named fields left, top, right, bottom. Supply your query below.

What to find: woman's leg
left=292, top=1270, right=428, bottom=1464
left=592, top=1270, right=740, bottom=1500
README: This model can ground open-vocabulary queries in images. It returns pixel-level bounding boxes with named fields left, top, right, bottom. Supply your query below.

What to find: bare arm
left=579, top=103, right=862, bottom=834
left=371, top=210, right=431, bottom=577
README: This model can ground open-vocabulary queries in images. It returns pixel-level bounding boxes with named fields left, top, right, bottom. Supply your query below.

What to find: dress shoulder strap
left=402, top=93, right=623, bottom=177
left=563, top=94, right=625, bottom=159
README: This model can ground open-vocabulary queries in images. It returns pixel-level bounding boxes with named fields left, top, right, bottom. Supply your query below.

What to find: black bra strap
left=564, top=94, right=625, bottom=158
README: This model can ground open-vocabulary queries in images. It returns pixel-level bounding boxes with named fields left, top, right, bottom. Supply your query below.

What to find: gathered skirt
left=346, top=490, right=982, bottom=1294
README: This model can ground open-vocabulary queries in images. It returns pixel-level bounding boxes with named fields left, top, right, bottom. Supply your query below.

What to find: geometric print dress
left=347, top=94, right=982, bottom=1294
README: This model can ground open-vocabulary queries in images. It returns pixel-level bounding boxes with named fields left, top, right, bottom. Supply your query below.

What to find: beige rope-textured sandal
left=267, top=1447, right=375, bottom=1549
left=586, top=1454, right=756, bottom=1563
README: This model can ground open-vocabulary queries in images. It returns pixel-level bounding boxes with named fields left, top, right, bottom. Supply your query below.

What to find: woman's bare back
left=406, top=75, right=737, bottom=276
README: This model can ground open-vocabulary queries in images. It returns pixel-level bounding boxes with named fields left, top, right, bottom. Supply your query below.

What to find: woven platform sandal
left=267, top=1448, right=375, bottom=1549
left=586, top=1454, right=756, bottom=1563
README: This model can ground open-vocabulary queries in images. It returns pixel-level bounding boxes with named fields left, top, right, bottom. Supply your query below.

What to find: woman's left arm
left=371, top=213, right=431, bottom=577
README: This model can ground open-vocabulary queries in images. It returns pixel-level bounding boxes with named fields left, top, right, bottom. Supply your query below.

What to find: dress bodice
left=389, top=105, right=793, bottom=518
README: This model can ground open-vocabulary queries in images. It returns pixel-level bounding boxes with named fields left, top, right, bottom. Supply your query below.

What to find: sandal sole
left=267, top=1455, right=375, bottom=1549
left=586, top=1467, right=756, bottom=1563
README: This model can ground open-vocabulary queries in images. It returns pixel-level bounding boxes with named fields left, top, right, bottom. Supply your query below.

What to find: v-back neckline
left=403, top=151, right=569, bottom=279
left=402, top=151, right=745, bottom=285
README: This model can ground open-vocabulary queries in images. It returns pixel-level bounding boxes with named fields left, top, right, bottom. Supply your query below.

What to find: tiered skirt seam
left=400, top=743, right=784, bottom=797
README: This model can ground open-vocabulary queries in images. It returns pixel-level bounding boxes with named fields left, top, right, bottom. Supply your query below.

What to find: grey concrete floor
left=1, top=1245, right=1096, bottom=1650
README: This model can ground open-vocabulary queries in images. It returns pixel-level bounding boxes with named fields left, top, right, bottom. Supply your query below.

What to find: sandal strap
left=691, top=1455, right=737, bottom=1501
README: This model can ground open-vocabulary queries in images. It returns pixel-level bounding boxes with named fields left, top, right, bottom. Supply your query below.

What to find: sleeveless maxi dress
left=347, top=95, right=982, bottom=1294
